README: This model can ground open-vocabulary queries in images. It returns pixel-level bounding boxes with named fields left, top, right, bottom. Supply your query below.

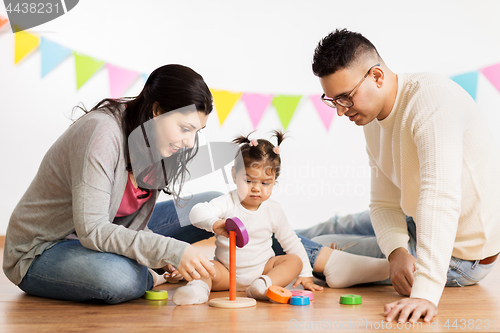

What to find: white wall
left=1, top=0, right=500, bottom=234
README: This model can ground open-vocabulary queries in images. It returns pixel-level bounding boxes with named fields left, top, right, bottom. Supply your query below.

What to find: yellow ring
left=144, top=290, right=169, bottom=300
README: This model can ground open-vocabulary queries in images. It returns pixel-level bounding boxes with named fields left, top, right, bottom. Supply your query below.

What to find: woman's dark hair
left=312, top=28, right=380, bottom=77
left=232, top=130, right=286, bottom=180
left=75, top=64, right=213, bottom=202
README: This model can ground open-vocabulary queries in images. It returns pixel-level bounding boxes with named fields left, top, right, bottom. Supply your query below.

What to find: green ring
left=144, top=290, right=169, bottom=300
left=339, top=294, right=362, bottom=305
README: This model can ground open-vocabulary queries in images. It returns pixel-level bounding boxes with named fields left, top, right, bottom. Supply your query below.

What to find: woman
left=3, top=64, right=219, bottom=304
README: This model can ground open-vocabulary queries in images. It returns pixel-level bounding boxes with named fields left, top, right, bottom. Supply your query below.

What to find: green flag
left=74, top=51, right=104, bottom=90
left=272, top=95, right=301, bottom=130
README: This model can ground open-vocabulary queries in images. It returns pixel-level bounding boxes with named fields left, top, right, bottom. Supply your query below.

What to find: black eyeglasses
left=321, top=63, right=380, bottom=109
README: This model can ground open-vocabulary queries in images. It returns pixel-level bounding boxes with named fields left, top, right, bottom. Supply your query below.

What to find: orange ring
left=266, top=286, right=292, bottom=304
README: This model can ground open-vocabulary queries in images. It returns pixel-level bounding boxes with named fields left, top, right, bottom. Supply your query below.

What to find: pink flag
left=107, top=63, right=139, bottom=98
left=310, top=94, right=335, bottom=131
left=0, top=15, right=8, bottom=30
left=481, top=63, right=500, bottom=94
left=241, top=93, right=273, bottom=129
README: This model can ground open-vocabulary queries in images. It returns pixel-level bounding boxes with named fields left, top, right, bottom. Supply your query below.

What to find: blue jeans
left=288, top=211, right=497, bottom=287
left=18, top=191, right=221, bottom=304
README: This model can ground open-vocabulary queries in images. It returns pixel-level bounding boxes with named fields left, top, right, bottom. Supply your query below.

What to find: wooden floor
left=1, top=238, right=500, bottom=333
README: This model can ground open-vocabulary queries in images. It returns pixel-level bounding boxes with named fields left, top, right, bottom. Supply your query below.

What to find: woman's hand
left=292, top=277, right=324, bottom=291
left=177, top=244, right=217, bottom=281
left=212, top=219, right=229, bottom=238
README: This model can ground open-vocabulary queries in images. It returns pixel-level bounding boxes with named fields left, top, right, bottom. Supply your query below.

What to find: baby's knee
left=286, top=254, right=303, bottom=273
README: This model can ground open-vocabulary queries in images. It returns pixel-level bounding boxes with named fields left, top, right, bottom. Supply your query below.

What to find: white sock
left=172, top=280, right=210, bottom=305
left=245, top=275, right=272, bottom=300
left=148, top=269, right=167, bottom=287
left=323, top=250, right=390, bottom=288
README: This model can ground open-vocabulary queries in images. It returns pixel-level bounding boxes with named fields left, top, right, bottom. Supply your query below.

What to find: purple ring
left=225, top=217, right=249, bottom=248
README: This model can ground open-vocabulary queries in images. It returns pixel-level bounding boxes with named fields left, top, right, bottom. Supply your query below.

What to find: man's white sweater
left=364, top=72, right=500, bottom=306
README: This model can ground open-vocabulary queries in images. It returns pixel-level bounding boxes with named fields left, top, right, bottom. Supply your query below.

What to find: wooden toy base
left=208, top=297, right=257, bottom=308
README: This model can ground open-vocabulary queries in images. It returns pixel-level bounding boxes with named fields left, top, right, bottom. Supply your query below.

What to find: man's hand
left=212, top=219, right=229, bottom=238
left=388, top=247, right=416, bottom=295
left=384, top=298, right=438, bottom=323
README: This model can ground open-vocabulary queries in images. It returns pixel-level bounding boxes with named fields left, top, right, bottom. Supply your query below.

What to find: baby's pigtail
left=232, top=135, right=251, bottom=145
left=232, top=131, right=256, bottom=146
left=271, top=130, right=286, bottom=151
left=272, top=130, right=286, bottom=146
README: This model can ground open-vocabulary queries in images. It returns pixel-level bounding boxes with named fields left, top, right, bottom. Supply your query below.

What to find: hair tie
left=249, top=139, right=258, bottom=147
left=273, top=146, right=280, bottom=155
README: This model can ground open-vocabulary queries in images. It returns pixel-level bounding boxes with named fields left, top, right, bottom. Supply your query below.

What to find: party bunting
left=272, top=95, right=301, bottom=130
left=74, top=52, right=105, bottom=90
left=451, top=71, right=479, bottom=100
left=106, top=63, right=139, bottom=98
left=241, top=93, right=273, bottom=129
left=4, top=29, right=500, bottom=131
left=310, top=94, right=335, bottom=131
left=0, top=15, right=8, bottom=30
left=14, top=29, right=40, bottom=64
left=40, top=38, right=72, bottom=78
left=211, top=89, right=242, bottom=125
left=481, top=63, right=500, bottom=94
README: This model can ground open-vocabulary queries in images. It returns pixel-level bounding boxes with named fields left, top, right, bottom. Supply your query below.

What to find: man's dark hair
left=312, top=28, right=380, bottom=77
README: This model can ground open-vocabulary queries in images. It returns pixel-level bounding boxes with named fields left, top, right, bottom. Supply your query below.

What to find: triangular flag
left=451, top=71, right=479, bottom=100
left=107, top=63, right=139, bottom=98
left=0, top=15, right=8, bottom=30
left=14, top=29, right=40, bottom=64
left=40, top=38, right=72, bottom=77
left=310, top=94, right=335, bottom=131
left=272, top=95, right=301, bottom=130
left=211, top=89, right=242, bottom=125
left=142, top=73, right=149, bottom=83
left=241, top=93, right=273, bottom=129
left=74, top=52, right=105, bottom=90
left=481, top=63, right=500, bottom=94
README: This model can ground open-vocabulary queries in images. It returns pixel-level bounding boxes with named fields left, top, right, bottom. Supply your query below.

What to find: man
left=312, top=29, right=500, bottom=323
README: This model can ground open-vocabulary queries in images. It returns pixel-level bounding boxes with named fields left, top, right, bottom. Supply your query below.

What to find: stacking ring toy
left=290, top=295, right=310, bottom=306
left=209, top=217, right=255, bottom=308
left=340, top=294, right=362, bottom=305
left=290, top=290, right=314, bottom=301
left=144, top=290, right=169, bottom=300
left=225, top=217, right=249, bottom=248
left=266, top=286, right=292, bottom=304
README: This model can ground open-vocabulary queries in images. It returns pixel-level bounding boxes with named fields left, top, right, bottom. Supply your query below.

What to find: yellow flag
left=14, top=29, right=40, bottom=64
left=211, top=89, right=242, bottom=125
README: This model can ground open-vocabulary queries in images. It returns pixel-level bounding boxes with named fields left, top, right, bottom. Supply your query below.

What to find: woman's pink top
left=115, top=175, right=151, bottom=217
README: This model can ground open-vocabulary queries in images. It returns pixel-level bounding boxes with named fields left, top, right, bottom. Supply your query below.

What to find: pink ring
left=290, top=290, right=314, bottom=301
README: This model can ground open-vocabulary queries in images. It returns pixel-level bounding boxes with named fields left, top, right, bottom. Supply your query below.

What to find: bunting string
left=2, top=15, right=500, bottom=131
